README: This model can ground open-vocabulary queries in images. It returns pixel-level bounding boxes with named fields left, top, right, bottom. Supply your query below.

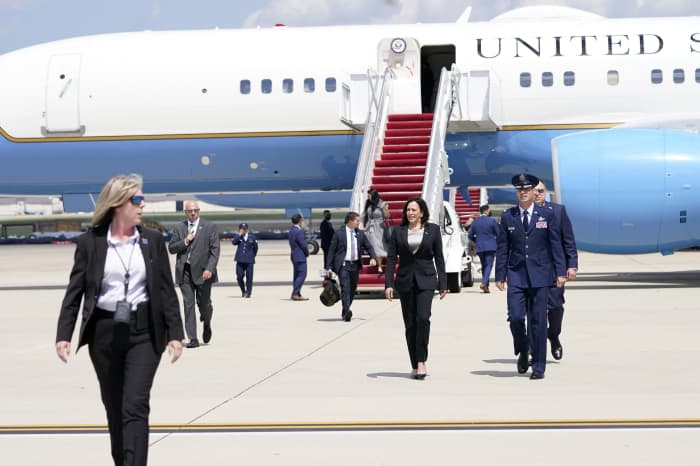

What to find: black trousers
left=338, top=262, right=359, bottom=314
left=88, top=311, right=161, bottom=466
left=399, top=286, right=434, bottom=369
left=181, top=264, right=213, bottom=341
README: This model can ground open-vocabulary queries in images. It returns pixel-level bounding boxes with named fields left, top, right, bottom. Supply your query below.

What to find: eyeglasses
left=535, top=189, right=546, bottom=193
left=129, top=195, right=145, bottom=205
left=184, top=209, right=200, bottom=213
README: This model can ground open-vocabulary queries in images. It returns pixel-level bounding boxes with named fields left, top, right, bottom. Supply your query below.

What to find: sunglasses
left=129, top=195, right=145, bottom=205
left=535, top=189, right=546, bottom=193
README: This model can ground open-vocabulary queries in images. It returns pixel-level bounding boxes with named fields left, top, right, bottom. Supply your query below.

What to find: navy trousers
left=547, top=286, right=565, bottom=342
left=507, top=285, right=550, bottom=374
left=236, top=262, right=254, bottom=297
left=291, top=260, right=307, bottom=296
left=477, top=251, right=495, bottom=286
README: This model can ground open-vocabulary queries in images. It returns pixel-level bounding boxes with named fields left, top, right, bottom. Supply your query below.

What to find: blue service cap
left=511, top=173, right=540, bottom=189
left=238, top=222, right=249, bottom=230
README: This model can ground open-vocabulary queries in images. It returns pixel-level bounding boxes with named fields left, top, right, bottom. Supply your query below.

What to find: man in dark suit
left=326, top=211, right=376, bottom=322
left=319, top=210, right=334, bottom=263
left=534, top=180, right=578, bottom=360
left=288, top=213, right=309, bottom=300
left=468, top=204, right=500, bottom=293
left=495, top=174, right=566, bottom=380
left=168, top=200, right=220, bottom=348
left=232, top=222, right=258, bottom=298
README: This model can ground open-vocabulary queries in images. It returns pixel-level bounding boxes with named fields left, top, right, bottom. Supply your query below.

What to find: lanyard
left=111, top=240, right=137, bottom=300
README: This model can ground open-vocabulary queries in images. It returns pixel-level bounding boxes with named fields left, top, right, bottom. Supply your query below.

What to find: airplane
left=0, top=5, right=698, bottom=255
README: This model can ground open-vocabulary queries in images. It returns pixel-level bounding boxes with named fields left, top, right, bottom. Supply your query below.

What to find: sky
left=1, top=0, right=700, bottom=54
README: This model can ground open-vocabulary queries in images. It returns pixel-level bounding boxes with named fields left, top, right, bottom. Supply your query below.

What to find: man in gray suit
left=168, top=200, right=220, bottom=348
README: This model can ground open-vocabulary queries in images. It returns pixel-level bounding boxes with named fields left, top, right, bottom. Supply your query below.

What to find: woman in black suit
left=55, top=174, right=184, bottom=466
left=384, top=197, right=447, bottom=379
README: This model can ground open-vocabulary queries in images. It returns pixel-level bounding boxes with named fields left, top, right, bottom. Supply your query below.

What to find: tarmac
left=1, top=240, right=699, bottom=465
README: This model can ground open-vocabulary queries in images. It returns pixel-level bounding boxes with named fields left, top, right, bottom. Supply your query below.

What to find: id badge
left=114, top=300, right=132, bottom=323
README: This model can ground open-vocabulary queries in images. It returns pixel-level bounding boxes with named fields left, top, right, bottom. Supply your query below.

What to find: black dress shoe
left=203, top=323, right=212, bottom=344
left=530, top=371, right=545, bottom=380
left=414, top=373, right=427, bottom=380
left=517, top=351, right=529, bottom=374
left=551, top=341, right=563, bottom=360
left=186, top=339, right=200, bottom=348
left=342, top=310, right=353, bottom=322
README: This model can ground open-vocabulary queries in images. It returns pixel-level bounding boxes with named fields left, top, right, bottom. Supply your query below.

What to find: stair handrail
left=349, top=67, right=395, bottom=214
left=422, top=64, right=461, bottom=224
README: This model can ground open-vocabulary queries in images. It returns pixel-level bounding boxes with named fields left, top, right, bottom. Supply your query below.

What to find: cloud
left=242, top=0, right=700, bottom=27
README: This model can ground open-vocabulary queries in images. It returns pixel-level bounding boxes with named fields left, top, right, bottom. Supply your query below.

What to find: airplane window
left=696, top=68, right=700, bottom=83
left=240, top=80, right=251, bottom=95
left=673, top=69, right=685, bottom=84
left=563, top=71, right=575, bottom=86
left=261, top=79, right=272, bottom=94
left=519, top=72, right=531, bottom=87
left=304, top=78, right=315, bottom=93
left=607, top=70, right=619, bottom=86
left=542, top=72, right=553, bottom=87
left=325, top=77, right=336, bottom=92
left=283, top=78, right=294, bottom=93
left=651, top=69, right=663, bottom=84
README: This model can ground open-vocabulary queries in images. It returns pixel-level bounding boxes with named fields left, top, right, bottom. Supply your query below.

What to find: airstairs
left=345, top=64, right=465, bottom=289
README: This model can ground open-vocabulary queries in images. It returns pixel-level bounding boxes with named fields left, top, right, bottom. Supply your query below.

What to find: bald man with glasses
left=168, top=200, right=220, bottom=348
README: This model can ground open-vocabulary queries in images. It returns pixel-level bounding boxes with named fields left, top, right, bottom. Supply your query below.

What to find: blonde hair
left=92, top=174, right=143, bottom=227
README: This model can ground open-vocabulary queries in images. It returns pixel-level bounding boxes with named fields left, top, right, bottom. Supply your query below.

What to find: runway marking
left=3, top=418, right=700, bottom=435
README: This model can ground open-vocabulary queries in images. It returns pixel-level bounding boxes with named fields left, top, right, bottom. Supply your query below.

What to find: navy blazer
left=168, top=218, right=220, bottom=285
left=56, top=226, right=184, bottom=354
left=468, top=215, right=500, bottom=253
left=385, top=222, right=447, bottom=292
left=495, top=206, right=566, bottom=288
left=541, top=201, right=578, bottom=270
left=232, top=233, right=258, bottom=264
left=288, top=225, right=309, bottom=262
left=325, top=227, right=376, bottom=273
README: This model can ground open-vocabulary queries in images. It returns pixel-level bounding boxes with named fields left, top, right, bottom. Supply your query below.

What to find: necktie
left=350, top=231, right=357, bottom=261
left=522, top=210, right=529, bottom=231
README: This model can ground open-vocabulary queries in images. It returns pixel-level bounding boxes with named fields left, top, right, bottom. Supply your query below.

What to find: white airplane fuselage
left=1, top=7, right=699, bottom=253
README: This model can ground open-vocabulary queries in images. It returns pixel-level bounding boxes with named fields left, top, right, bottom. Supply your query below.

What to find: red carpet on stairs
left=359, top=113, right=433, bottom=288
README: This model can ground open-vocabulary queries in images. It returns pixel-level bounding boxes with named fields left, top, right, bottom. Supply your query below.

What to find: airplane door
left=420, top=45, right=456, bottom=113
left=376, top=37, right=422, bottom=114
left=44, top=54, right=82, bottom=134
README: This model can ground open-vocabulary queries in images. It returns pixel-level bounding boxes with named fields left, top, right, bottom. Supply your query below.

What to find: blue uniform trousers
left=292, top=260, right=307, bottom=296
left=477, top=251, right=495, bottom=286
left=236, top=262, right=254, bottom=297
left=547, top=286, right=565, bottom=342
left=507, top=285, right=550, bottom=374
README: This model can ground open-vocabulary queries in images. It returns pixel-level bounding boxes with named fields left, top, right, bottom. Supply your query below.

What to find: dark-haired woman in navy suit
left=384, top=197, right=447, bottom=379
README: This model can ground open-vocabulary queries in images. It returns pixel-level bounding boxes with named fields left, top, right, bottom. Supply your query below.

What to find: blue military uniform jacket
left=232, top=233, right=258, bottom=264
left=468, top=215, right=500, bottom=253
left=495, top=206, right=566, bottom=288
left=540, top=201, right=578, bottom=270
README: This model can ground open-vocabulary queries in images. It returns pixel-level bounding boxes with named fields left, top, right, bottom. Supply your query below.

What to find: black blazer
left=385, top=222, right=447, bottom=293
left=325, top=227, right=375, bottom=273
left=56, top=226, right=184, bottom=354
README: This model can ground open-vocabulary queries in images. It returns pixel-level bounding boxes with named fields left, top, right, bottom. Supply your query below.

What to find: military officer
left=495, top=174, right=566, bottom=380
left=534, top=180, right=578, bottom=360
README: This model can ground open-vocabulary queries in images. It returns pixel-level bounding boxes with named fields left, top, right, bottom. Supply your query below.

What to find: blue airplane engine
left=553, top=128, right=700, bottom=255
